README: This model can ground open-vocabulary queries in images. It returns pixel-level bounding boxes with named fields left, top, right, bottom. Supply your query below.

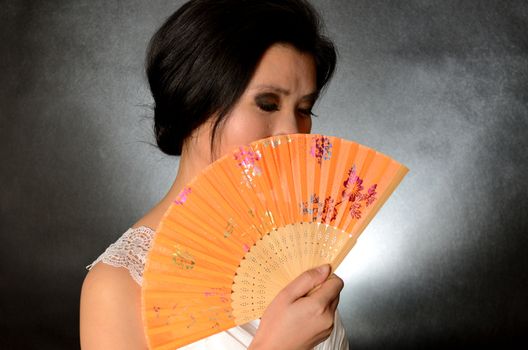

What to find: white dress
left=87, top=226, right=349, bottom=350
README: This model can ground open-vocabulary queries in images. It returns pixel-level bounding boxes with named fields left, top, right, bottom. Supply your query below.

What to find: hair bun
left=154, top=105, right=184, bottom=156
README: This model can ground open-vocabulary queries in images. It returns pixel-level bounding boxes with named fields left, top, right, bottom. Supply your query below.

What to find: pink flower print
left=234, top=147, right=261, bottom=168
left=362, top=184, right=377, bottom=207
left=234, top=147, right=262, bottom=188
left=340, top=165, right=378, bottom=220
left=174, top=187, right=191, bottom=205
left=321, top=196, right=340, bottom=223
left=310, top=136, right=332, bottom=164
left=203, top=288, right=230, bottom=303
left=342, top=165, right=364, bottom=201
left=348, top=198, right=363, bottom=219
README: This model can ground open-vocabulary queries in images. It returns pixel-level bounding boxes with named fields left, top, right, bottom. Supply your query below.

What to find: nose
left=270, top=110, right=301, bottom=137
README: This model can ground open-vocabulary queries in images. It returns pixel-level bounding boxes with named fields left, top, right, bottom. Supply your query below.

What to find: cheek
left=218, top=110, right=270, bottom=154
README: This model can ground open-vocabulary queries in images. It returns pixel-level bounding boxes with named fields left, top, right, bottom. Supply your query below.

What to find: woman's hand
left=248, top=264, right=344, bottom=350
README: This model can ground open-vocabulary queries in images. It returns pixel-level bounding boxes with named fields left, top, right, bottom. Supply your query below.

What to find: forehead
left=248, top=43, right=317, bottom=93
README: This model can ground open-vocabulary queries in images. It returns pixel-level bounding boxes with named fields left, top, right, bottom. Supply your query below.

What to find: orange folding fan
left=142, top=133, right=409, bottom=349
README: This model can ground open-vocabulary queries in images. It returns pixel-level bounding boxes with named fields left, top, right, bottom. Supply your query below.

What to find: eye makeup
left=255, top=93, right=280, bottom=112
left=254, top=92, right=317, bottom=117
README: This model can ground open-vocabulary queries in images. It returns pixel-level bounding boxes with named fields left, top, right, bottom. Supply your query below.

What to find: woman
left=80, top=0, right=349, bottom=349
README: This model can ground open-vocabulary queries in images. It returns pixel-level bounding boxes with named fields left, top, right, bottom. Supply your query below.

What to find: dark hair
left=146, top=0, right=337, bottom=157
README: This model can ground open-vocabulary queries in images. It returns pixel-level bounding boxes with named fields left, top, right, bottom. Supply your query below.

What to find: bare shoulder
left=80, top=262, right=148, bottom=350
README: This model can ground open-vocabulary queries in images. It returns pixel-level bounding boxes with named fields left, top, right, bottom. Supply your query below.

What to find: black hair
left=146, top=0, right=337, bottom=157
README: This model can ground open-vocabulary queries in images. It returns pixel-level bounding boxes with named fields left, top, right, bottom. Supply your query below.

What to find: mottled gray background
left=1, top=0, right=527, bottom=348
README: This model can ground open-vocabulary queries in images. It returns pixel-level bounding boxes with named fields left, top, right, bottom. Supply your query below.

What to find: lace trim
left=86, top=226, right=155, bottom=285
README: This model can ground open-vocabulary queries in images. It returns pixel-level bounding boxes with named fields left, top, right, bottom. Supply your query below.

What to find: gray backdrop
left=1, top=0, right=527, bottom=348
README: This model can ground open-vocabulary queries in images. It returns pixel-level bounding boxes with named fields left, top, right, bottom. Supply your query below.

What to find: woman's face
left=186, top=43, right=318, bottom=162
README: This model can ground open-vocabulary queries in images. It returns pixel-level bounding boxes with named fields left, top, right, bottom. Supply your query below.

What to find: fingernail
left=317, top=264, right=330, bottom=275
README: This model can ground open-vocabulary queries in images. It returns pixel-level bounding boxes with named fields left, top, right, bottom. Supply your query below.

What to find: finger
left=329, top=293, right=339, bottom=313
left=305, top=273, right=339, bottom=297
left=280, top=264, right=331, bottom=302
left=308, top=273, right=344, bottom=306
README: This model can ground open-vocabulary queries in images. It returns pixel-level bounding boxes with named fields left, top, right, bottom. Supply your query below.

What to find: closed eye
left=258, top=103, right=279, bottom=112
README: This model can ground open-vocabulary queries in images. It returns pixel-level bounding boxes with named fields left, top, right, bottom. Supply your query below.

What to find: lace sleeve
left=86, top=226, right=155, bottom=285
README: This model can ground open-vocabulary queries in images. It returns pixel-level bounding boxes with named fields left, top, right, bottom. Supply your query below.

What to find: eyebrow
left=251, top=84, right=319, bottom=101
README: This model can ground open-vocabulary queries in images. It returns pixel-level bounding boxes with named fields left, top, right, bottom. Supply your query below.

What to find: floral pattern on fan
left=300, top=164, right=378, bottom=222
left=172, top=244, right=195, bottom=270
left=223, top=218, right=236, bottom=238
left=203, top=287, right=231, bottom=303
left=142, top=133, right=410, bottom=349
left=234, top=146, right=262, bottom=188
left=174, top=187, right=192, bottom=205
left=310, top=135, right=333, bottom=164
left=300, top=194, right=339, bottom=222
left=342, top=165, right=378, bottom=218
left=158, top=298, right=234, bottom=330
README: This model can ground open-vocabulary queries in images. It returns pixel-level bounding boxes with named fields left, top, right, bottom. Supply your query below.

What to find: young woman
left=80, top=0, right=349, bottom=348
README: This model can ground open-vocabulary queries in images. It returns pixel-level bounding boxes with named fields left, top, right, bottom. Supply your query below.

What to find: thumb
left=280, top=264, right=331, bottom=302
